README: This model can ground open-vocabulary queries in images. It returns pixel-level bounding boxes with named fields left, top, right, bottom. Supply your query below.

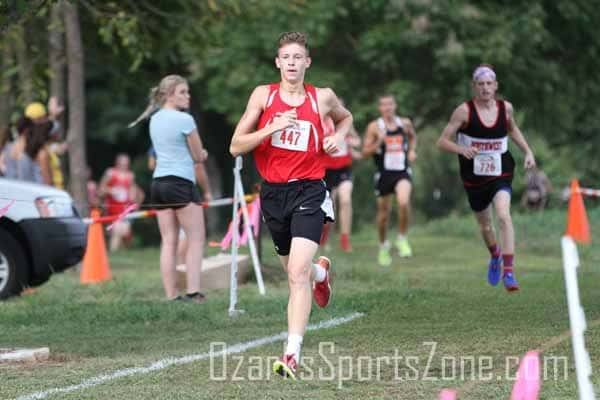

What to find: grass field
left=1, top=208, right=599, bottom=399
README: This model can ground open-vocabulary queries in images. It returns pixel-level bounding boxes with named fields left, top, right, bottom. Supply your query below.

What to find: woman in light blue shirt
left=130, top=75, right=212, bottom=303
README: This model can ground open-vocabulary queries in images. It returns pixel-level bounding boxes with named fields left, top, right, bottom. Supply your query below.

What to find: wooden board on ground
left=0, top=347, right=50, bottom=363
left=176, top=253, right=251, bottom=290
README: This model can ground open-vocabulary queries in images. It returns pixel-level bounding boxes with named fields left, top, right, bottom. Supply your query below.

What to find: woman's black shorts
left=151, top=175, right=200, bottom=210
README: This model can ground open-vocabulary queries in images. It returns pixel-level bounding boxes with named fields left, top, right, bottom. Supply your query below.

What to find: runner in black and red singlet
left=229, top=32, right=352, bottom=379
left=437, top=64, right=536, bottom=292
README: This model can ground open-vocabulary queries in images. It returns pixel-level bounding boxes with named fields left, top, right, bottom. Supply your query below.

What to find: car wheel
left=0, top=228, right=29, bottom=299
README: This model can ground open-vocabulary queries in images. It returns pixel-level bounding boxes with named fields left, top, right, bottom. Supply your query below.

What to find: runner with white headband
left=436, top=64, right=536, bottom=292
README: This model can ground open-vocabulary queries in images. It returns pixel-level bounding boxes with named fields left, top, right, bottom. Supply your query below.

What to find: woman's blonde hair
left=128, top=74, right=188, bottom=128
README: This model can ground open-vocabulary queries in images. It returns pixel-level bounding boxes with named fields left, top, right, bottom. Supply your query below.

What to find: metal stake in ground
left=229, top=156, right=266, bottom=317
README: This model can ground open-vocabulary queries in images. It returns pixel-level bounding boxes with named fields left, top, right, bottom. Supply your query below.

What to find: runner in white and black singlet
left=363, top=95, right=417, bottom=266
left=437, top=64, right=536, bottom=292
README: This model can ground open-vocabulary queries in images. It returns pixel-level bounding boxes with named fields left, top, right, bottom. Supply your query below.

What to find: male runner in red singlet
left=320, top=110, right=361, bottom=252
left=437, top=64, right=536, bottom=292
left=362, top=95, right=417, bottom=266
left=99, top=153, right=142, bottom=251
left=230, top=32, right=352, bottom=379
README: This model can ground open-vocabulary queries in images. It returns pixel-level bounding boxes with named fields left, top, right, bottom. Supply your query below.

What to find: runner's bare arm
left=98, top=169, right=112, bottom=197
left=320, top=88, right=352, bottom=154
left=229, top=86, right=294, bottom=157
left=436, top=104, right=478, bottom=159
left=403, top=118, right=418, bottom=161
left=505, top=101, right=536, bottom=169
left=361, top=121, right=382, bottom=157
left=348, top=125, right=361, bottom=148
left=348, top=125, right=363, bottom=160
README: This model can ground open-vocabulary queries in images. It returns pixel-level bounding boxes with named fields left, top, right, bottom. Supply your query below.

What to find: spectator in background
left=147, top=145, right=209, bottom=274
left=25, top=97, right=64, bottom=125
left=86, top=166, right=101, bottom=210
left=0, top=126, right=9, bottom=175
left=0, top=118, right=37, bottom=181
left=0, top=117, right=53, bottom=185
left=130, top=74, right=212, bottom=303
left=521, top=166, right=552, bottom=211
left=45, top=131, right=68, bottom=190
left=0, top=125, right=8, bottom=150
left=99, top=153, right=144, bottom=252
left=29, top=121, right=54, bottom=186
left=148, top=144, right=187, bottom=271
left=25, top=97, right=67, bottom=189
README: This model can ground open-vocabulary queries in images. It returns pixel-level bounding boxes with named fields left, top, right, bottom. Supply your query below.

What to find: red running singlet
left=322, top=116, right=352, bottom=170
left=254, top=83, right=325, bottom=183
left=105, top=168, right=134, bottom=216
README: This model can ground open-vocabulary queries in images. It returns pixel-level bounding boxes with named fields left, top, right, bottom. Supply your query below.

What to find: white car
left=0, top=178, right=87, bottom=299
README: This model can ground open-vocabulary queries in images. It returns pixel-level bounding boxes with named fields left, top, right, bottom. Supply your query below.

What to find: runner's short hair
left=378, top=94, right=395, bottom=102
left=277, top=32, right=309, bottom=55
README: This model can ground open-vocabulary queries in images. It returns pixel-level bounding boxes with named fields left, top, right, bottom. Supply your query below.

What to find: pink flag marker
left=439, top=388, right=457, bottom=400
left=0, top=199, right=15, bottom=219
left=106, top=203, right=139, bottom=231
left=219, top=197, right=261, bottom=250
left=510, top=351, right=541, bottom=400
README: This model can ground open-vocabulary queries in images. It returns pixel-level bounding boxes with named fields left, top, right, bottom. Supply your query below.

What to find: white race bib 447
left=271, top=120, right=311, bottom=152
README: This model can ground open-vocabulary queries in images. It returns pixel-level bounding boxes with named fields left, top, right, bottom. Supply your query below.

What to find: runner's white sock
left=312, top=263, right=327, bottom=283
left=286, top=334, right=303, bottom=361
left=380, top=240, right=390, bottom=249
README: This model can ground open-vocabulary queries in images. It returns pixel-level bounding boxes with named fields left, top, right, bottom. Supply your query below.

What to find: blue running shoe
left=503, top=272, right=520, bottom=292
left=487, top=256, right=502, bottom=286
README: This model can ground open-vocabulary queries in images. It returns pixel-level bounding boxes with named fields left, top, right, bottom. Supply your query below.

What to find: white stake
left=561, top=236, right=596, bottom=400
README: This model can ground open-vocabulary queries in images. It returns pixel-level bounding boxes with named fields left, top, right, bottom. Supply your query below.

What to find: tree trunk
left=0, top=41, right=13, bottom=133
left=13, top=25, right=34, bottom=104
left=48, top=1, right=66, bottom=136
left=63, top=2, right=87, bottom=215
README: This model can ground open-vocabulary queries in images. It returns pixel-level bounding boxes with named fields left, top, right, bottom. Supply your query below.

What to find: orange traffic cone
left=80, top=209, right=112, bottom=284
left=565, top=179, right=591, bottom=244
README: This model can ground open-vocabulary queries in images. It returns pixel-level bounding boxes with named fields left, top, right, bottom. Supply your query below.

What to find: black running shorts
left=464, top=177, right=513, bottom=212
left=261, top=179, right=334, bottom=256
left=151, top=175, right=201, bottom=210
left=374, top=170, right=412, bottom=197
left=324, top=166, right=352, bottom=191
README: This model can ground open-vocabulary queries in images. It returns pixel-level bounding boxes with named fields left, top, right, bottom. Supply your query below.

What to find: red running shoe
left=313, top=256, right=331, bottom=308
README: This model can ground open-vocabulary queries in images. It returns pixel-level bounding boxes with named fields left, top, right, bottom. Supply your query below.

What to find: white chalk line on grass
left=12, top=312, right=364, bottom=400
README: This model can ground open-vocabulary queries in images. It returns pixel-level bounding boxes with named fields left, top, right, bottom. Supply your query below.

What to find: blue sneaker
left=487, top=256, right=502, bottom=286
left=503, top=272, right=520, bottom=292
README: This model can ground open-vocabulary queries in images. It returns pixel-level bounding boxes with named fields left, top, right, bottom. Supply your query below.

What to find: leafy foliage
left=1, top=0, right=598, bottom=220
